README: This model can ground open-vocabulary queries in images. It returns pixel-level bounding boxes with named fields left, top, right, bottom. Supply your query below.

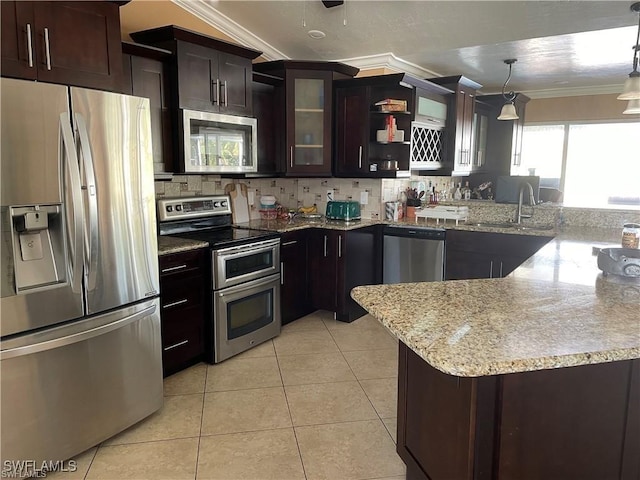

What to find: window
left=516, top=121, right=640, bottom=209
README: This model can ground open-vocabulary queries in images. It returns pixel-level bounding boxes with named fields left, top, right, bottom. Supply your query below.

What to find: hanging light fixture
left=618, top=2, right=640, bottom=101
left=623, top=98, right=640, bottom=114
left=498, top=59, right=519, bottom=120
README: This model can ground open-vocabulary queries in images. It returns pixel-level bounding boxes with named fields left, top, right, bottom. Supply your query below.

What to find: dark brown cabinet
left=280, top=230, right=313, bottom=325
left=159, top=249, right=207, bottom=377
left=398, top=342, right=640, bottom=480
left=130, top=25, right=261, bottom=117
left=253, top=61, right=358, bottom=176
left=1, top=1, right=123, bottom=91
left=429, top=76, right=482, bottom=176
left=475, top=93, right=531, bottom=179
left=122, top=42, right=173, bottom=173
left=445, top=230, right=552, bottom=280
left=334, top=73, right=451, bottom=177
left=308, top=227, right=377, bottom=322
left=253, top=71, right=284, bottom=175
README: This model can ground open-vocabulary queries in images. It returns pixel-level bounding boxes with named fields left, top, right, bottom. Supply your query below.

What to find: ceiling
left=172, top=0, right=640, bottom=98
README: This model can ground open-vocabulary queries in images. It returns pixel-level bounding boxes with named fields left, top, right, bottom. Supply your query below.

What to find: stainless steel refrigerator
left=0, top=78, right=163, bottom=464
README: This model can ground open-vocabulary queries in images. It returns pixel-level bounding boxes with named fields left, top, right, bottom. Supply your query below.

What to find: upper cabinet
left=121, top=42, right=173, bottom=174
left=334, top=73, right=451, bottom=178
left=253, top=61, right=358, bottom=177
left=130, top=26, right=262, bottom=117
left=1, top=1, right=123, bottom=91
left=475, top=93, right=530, bottom=178
left=429, top=76, right=483, bottom=176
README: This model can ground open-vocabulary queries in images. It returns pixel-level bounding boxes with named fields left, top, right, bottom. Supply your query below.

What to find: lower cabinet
left=159, top=249, right=206, bottom=377
left=445, top=230, right=552, bottom=280
left=307, top=227, right=378, bottom=322
left=280, top=230, right=313, bottom=325
left=398, top=342, right=640, bottom=480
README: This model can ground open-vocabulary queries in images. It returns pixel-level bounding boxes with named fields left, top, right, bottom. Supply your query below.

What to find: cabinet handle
left=43, top=27, right=52, bottom=70
left=161, top=264, right=187, bottom=273
left=489, top=260, right=494, bottom=279
left=290, top=146, right=294, bottom=168
left=163, top=298, right=188, bottom=309
left=323, top=235, right=327, bottom=257
left=164, top=340, right=188, bottom=352
left=223, top=80, right=228, bottom=106
left=26, top=23, right=34, bottom=68
left=338, top=235, right=342, bottom=258
left=499, top=262, right=504, bottom=278
left=282, top=240, right=298, bottom=246
left=213, top=79, right=220, bottom=105
left=358, top=145, right=362, bottom=169
left=280, top=262, right=284, bottom=285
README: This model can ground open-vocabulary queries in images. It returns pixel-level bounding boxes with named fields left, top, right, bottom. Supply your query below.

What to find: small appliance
left=325, top=201, right=361, bottom=221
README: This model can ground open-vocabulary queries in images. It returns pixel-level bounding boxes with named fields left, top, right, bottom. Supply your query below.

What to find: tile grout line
left=193, top=365, right=209, bottom=480
left=274, top=339, right=309, bottom=480
left=81, top=445, right=98, bottom=480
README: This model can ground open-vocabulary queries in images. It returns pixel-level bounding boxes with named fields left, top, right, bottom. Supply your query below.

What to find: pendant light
left=498, top=59, right=519, bottom=120
left=618, top=2, right=640, bottom=101
left=623, top=98, right=640, bottom=114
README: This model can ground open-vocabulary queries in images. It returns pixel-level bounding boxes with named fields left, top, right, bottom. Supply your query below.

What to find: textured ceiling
left=183, top=0, right=639, bottom=97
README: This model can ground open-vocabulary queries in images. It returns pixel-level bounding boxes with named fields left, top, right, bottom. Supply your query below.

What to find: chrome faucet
left=516, top=182, right=536, bottom=224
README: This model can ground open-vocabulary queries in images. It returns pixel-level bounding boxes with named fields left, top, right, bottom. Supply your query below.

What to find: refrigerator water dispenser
left=10, top=205, right=65, bottom=291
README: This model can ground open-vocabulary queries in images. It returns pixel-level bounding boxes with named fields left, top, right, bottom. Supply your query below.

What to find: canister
left=622, top=223, right=640, bottom=249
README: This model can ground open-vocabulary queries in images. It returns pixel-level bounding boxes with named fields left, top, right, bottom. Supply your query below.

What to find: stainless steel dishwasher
left=383, top=226, right=445, bottom=283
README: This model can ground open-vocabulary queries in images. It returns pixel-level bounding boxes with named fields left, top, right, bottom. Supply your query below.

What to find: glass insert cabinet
left=286, top=70, right=333, bottom=175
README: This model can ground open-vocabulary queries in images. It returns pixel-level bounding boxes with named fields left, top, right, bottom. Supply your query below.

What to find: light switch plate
left=360, top=191, right=369, bottom=205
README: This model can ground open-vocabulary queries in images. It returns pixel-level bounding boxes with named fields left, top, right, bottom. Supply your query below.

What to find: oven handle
left=215, top=240, right=280, bottom=262
left=216, top=273, right=280, bottom=297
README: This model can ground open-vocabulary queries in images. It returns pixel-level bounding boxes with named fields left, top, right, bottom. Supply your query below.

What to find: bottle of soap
left=454, top=183, right=462, bottom=200
left=464, top=181, right=471, bottom=200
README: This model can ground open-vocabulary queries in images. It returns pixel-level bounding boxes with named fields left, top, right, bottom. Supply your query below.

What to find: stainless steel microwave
left=181, top=109, right=257, bottom=174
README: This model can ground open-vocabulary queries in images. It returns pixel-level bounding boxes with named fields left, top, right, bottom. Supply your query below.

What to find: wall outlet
left=360, top=191, right=369, bottom=205
left=371, top=212, right=379, bottom=220
left=327, top=190, right=334, bottom=201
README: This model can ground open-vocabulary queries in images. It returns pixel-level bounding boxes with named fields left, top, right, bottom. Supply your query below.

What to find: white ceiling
left=174, top=0, right=640, bottom=97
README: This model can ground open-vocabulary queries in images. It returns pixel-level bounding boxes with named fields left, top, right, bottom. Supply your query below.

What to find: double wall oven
left=158, top=196, right=280, bottom=363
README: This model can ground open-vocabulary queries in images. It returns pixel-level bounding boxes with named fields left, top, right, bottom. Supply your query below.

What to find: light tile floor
left=54, top=311, right=405, bottom=480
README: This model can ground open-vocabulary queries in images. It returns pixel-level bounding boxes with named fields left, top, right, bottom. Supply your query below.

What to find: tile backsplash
left=154, top=175, right=450, bottom=219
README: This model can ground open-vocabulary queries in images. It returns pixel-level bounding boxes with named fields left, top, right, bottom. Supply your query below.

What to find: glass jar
left=621, top=223, right=640, bottom=249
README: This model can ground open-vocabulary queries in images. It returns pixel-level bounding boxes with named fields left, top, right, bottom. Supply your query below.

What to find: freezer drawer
left=0, top=299, right=163, bottom=465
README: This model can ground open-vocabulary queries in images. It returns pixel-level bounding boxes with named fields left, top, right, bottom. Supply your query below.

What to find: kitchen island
left=351, top=228, right=640, bottom=480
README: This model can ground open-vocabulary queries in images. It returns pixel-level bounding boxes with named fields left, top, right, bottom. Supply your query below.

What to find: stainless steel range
left=158, top=196, right=281, bottom=363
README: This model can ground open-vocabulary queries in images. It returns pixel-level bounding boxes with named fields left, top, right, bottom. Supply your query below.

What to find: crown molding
left=171, top=0, right=288, bottom=61
left=511, top=84, right=623, bottom=99
left=335, top=52, right=440, bottom=79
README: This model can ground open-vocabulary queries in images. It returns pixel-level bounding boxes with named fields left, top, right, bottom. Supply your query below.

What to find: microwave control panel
left=157, top=196, right=231, bottom=222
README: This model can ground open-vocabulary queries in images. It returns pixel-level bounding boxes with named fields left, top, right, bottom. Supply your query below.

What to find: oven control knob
left=166, top=205, right=173, bottom=212
left=175, top=204, right=182, bottom=211
left=213, top=201, right=220, bottom=208
left=221, top=201, right=228, bottom=208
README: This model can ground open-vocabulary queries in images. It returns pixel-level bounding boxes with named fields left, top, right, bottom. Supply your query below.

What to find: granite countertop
left=157, top=236, right=208, bottom=256
left=351, top=227, right=640, bottom=377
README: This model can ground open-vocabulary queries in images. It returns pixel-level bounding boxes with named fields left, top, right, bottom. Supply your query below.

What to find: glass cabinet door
left=286, top=70, right=332, bottom=174
left=294, top=78, right=324, bottom=166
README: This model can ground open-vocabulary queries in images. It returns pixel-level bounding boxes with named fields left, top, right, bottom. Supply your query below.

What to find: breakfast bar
left=351, top=228, right=640, bottom=480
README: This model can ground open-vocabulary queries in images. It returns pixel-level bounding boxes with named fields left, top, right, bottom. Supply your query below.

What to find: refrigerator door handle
left=74, top=113, right=99, bottom=292
left=59, top=113, right=84, bottom=294
left=0, top=304, right=156, bottom=360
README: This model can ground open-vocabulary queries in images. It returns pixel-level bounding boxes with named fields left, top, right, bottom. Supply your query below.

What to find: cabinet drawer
left=160, top=275, right=203, bottom=310
left=161, top=305, right=204, bottom=345
left=161, top=310, right=204, bottom=376
left=159, top=249, right=206, bottom=277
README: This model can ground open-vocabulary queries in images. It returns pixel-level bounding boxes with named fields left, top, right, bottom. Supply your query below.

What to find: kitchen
left=1, top=1, right=640, bottom=479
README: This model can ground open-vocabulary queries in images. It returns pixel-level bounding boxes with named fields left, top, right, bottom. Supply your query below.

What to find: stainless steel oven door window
left=214, top=273, right=281, bottom=362
left=213, top=239, right=280, bottom=289
left=182, top=110, right=257, bottom=174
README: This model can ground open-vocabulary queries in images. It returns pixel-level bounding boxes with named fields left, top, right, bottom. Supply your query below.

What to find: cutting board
left=224, top=183, right=250, bottom=224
